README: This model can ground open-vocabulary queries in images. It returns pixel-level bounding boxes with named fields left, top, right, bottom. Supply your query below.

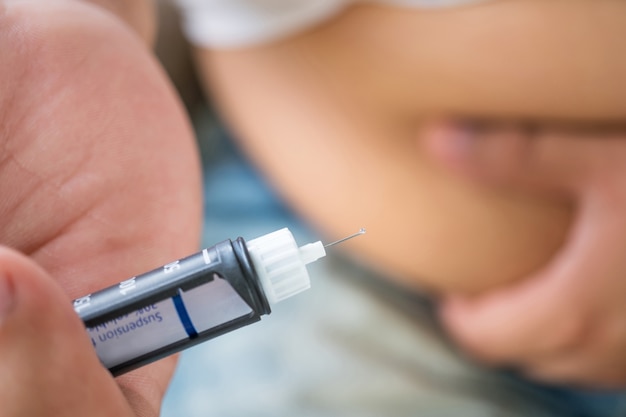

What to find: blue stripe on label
left=172, top=292, right=198, bottom=339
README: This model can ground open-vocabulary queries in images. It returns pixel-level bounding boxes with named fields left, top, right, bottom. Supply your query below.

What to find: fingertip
left=0, top=246, right=86, bottom=342
left=439, top=296, right=485, bottom=352
left=0, top=246, right=43, bottom=311
left=438, top=294, right=469, bottom=326
left=0, top=246, right=61, bottom=309
left=0, top=258, right=16, bottom=322
left=439, top=294, right=516, bottom=365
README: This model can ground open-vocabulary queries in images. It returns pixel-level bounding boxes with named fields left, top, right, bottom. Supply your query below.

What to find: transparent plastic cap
left=246, top=228, right=326, bottom=304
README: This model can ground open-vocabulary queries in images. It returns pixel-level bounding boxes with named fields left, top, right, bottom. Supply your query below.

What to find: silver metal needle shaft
left=324, top=228, right=366, bottom=248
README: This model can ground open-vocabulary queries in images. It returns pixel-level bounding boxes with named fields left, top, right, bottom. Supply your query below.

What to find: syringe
left=72, top=227, right=364, bottom=376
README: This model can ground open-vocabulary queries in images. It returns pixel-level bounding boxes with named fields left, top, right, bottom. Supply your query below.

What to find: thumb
left=0, top=246, right=133, bottom=417
left=421, top=121, right=610, bottom=194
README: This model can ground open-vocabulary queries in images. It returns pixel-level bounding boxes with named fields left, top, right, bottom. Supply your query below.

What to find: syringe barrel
left=73, top=237, right=270, bottom=376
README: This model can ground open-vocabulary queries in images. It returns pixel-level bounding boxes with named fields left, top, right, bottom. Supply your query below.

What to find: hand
left=423, top=121, right=626, bottom=388
left=0, top=1, right=201, bottom=415
left=0, top=247, right=138, bottom=416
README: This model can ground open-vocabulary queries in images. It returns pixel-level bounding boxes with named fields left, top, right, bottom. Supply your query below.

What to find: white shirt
left=176, top=0, right=488, bottom=48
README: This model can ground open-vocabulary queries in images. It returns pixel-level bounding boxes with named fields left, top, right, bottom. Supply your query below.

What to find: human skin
left=0, top=247, right=137, bottom=416
left=0, top=1, right=201, bottom=415
left=426, top=124, right=626, bottom=387
left=77, top=0, right=156, bottom=44
left=196, top=0, right=626, bottom=293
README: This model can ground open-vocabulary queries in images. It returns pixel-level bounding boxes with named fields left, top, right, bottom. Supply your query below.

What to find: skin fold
left=197, top=0, right=626, bottom=293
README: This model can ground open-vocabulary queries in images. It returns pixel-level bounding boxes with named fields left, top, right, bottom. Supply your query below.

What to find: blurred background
left=152, top=2, right=624, bottom=416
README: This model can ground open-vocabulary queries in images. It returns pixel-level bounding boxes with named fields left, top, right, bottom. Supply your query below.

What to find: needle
left=324, top=228, right=366, bottom=248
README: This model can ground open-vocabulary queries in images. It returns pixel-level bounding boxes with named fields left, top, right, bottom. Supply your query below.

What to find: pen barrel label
left=87, top=298, right=187, bottom=369
left=86, top=274, right=254, bottom=370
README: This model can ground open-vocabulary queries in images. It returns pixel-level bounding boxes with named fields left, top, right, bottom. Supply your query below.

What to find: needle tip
left=324, top=228, right=366, bottom=248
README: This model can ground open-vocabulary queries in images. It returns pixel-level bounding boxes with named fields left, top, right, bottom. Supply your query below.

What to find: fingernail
left=0, top=274, right=15, bottom=321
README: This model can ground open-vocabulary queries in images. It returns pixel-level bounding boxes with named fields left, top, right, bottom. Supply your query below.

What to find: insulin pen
left=72, top=227, right=365, bottom=376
